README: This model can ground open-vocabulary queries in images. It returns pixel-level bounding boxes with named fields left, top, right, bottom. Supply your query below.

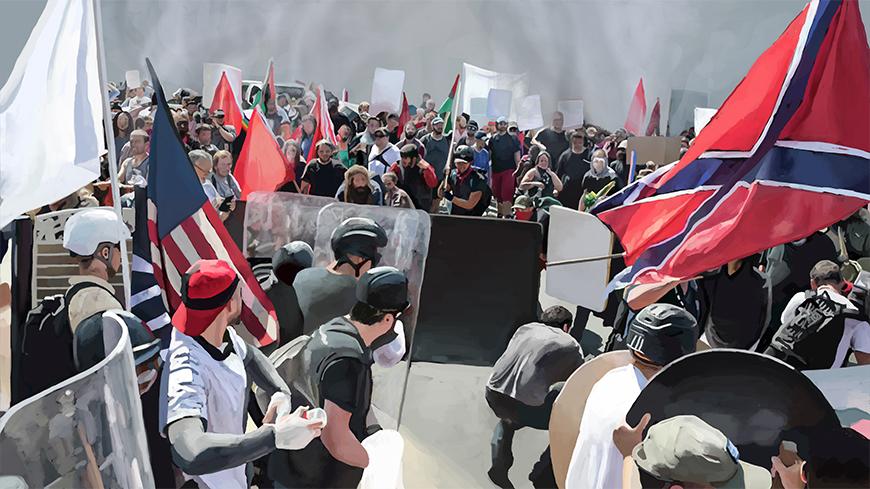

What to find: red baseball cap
left=172, top=259, right=240, bottom=337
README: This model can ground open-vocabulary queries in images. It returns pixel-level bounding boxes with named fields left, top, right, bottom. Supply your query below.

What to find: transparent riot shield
left=314, top=203, right=431, bottom=430
left=243, top=191, right=337, bottom=259
left=0, top=312, right=153, bottom=489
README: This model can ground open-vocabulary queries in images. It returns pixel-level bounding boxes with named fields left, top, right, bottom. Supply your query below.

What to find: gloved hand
left=274, top=406, right=323, bottom=450
left=264, top=391, right=292, bottom=423
left=443, top=190, right=454, bottom=201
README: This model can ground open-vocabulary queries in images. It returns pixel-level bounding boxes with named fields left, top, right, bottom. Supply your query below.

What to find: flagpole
left=91, top=0, right=132, bottom=307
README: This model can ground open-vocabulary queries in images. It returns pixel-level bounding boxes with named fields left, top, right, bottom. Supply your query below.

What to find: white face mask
left=137, top=369, right=158, bottom=393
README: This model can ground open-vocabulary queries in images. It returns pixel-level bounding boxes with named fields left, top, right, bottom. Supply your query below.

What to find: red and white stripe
left=318, top=85, right=338, bottom=145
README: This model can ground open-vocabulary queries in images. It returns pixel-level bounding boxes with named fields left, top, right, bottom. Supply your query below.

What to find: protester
left=193, top=124, right=219, bottom=155
left=532, top=112, right=570, bottom=170
left=299, top=114, right=317, bottom=159
left=189, top=149, right=220, bottom=208
left=519, top=151, right=563, bottom=199
left=368, top=127, right=401, bottom=179
left=452, top=114, right=469, bottom=145
left=698, top=257, right=770, bottom=350
left=336, top=124, right=354, bottom=168
left=121, top=85, right=150, bottom=110
left=389, top=144, right=438, bottom=211
left=113, top=111, right=133, bottom=161
left=486, top=306, right=584, bottom=488
left=161, top=259, right=323, bottom=489
left=117, top=129, right=150, bottom=186
left=419, top=116, right=451, bottom=208
left=440, top=145, right=489, bottom=216
left=556, top=130, right=592, bottom=210
left=329, top=98, right=353, bottom=138
left=580, top=149, right=621, bottom=209
left=396, top=122, right=425, bottom=158
left=210, top=109, right=238, bottom=151
left=279, top=140, right=306, bottom=191
left=472, top=131, right=491, bottom=183
left=211, top=150, right=242, bottom=202
left=300, top=140, right=347, bottom=198
left=765, top=260, right=870, bottom=369
left=335, top=164, right=384, bottom=205
left=272, top=267, right=410, bottom=488
left=488, top=116, right=522, bottom=218
left=609, top=139, right=629, bottom=183
left=382, top=172, right=415, bottom=209
left=265, top=98, right=288, bottom=135
left=350, top=115, right=382, bottom=167
left=259, top=241, right=315, bottom=350
left=566, top=303, right=698, bottom=489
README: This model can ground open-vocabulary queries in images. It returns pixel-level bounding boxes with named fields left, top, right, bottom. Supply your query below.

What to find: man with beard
left=335, top=165, right=383, bottom=205
left=488, top=117, right=522, bottom=217
left=532, top=112, right=570, bottom=172
left=440, top=145, right=488, bottom=217
left=161, top=259, right=324, bottom=489
left=118, top=129, right=150, bottom=186
left=389, top=144, right=438, bottom=211
left=349, top=115, right=382, bottom=167
left=420, top=117, right=451, bottom=208
left=556, top=130, right=592, bottom=210
left=301, top=141, right=347, bottom=198
left=396, top=122, right=425, bottom=158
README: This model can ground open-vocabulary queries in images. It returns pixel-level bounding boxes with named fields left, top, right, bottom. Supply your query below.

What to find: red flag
left=645, top=97, right=661, bottom=136
left=209, top=72, right=244, bottom=133
left=624, top=78, right=647, bottom=135
left=234, top=109, right=290, bottom=200
left=342, top=88, right=349, bottom=102
left=305, top=85, right=338, bottom=161
left=397, top=92, right=410, bottom=135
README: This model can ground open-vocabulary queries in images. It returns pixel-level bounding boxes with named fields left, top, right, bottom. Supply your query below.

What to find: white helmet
left=63, top=209, right=131, bottom=256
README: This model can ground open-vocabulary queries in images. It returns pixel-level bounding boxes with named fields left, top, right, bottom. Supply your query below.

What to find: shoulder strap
left=65, top=280, right=114, bottom=303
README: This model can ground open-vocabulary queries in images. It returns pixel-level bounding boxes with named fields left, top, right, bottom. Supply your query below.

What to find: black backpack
left=470, top=169, right=493, bottom=216
left=18, top=282, right=109, bottom=401
left=764, top=291, right=853, bottom=370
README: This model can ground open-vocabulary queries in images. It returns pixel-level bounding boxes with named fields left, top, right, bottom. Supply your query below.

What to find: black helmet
left=454, top=144, right=474, bottom=163
left=625, top=303, right=697, bottom=366
left=330, top=217, right=388, bottom=275
left=356, top=266, right=410, bottom=313
left=74, top=310, right=161, bottom=372
left=272, top=241, right=314, bottom=285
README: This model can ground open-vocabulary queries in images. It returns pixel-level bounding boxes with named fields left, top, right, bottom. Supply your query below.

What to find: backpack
left=18, top=282, right=109, bottom=401
left=764, top=291, right=852, bottom=370
left=470, top=169, right=493, bottom=216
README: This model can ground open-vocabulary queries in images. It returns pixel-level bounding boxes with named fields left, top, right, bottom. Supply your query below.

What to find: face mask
left=137, top=369, right=158, bottom=393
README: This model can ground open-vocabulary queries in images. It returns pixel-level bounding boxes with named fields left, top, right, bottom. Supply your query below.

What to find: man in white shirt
left=368, top=128, right=401, bottom=179
left=765, top=261, right=870, bottom=369
left=160, top=259, right=324, bottom=489
left=565, top=303, right=698, bottom=489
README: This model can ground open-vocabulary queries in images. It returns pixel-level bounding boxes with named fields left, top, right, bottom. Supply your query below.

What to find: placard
left=370, top=67, right=405, bottom=116
left=557, top=100, right=585, bottom=129
left=485, top=88, right=512, bottom=119
left=124, top=70, right=141, bottom=89
left=516, top=95, right=544, bottom=131
left=694, top=107, right=718, bottom=134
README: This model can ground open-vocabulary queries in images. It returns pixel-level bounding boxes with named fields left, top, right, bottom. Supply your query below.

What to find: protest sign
left=124, top=70, right=141, bottom=89
left=202, top=62, right=242, bottom=108
left=516, top=95, right=543, bottom=131
left=557, top=100, right=584, bottom=129
left=486, top=88, right=512, bottom=119
left=626, top=136, right=682, bottom=167
left=694, top=107, right=718, bottom=134
left=370, top=67, right=405, bottom=116
left=546, top=207, right=613, bottom=311
left=461, top=62, right=528, bottom=121
left=469, top=97, right=488, bottom=123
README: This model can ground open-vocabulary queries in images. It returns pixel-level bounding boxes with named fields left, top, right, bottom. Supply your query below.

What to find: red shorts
left=491, top=169, right=516, bottom=202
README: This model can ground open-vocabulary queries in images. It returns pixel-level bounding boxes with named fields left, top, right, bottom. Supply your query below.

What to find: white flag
left=0, top=0, right=103, bottom=228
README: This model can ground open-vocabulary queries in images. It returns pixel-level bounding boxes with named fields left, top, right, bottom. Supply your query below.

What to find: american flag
left=130, top=59, right=278, bottom=346
left=593, top=0, right=869, bottom=287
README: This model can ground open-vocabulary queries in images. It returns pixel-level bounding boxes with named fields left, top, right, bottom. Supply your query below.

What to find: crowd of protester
left=7, top=79, right=869, bottom=489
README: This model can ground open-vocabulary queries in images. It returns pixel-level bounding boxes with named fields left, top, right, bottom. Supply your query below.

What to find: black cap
left=330, top=217, right=388, bottom=263
left=373, top=128, right=389, bottom=138
left=625, top=303, right=698, bottom=366
left=356, top=266, right=410, bottom=312
left=271, top=241, right=314, bottom=285
left=454, top=144, right=474, bottom=163
left=400, top=144, right=419, bottom=158
left=74, top=310, right=161, bottom=372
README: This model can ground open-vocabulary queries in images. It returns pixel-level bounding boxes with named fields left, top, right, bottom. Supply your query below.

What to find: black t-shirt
left=301, top=160, right=346, bottom=198
left=448, top=169, right=487, bottom=216
left=535, top=129, right=569, bottom=170
left=293, top=267, right=358, bottom=334
left=557, top=148, right=591, bottom=209
left=421, top=133, right=450, bottom=181
left=700, top=262, right=769, bottom=349
left=581, top=171, right=618, bottom=195
left=321, top=357, right=369, bottom=438
left=488, top=132, right=520, bottom=173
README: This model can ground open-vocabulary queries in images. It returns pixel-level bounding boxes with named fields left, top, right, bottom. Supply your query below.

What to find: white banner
left=370, top=67, right=405, bottom=116
left=486, top=88, right=512, bottom=120
left=694, top=107, right=718, bottom=134
left=124, top=69, right=141, bottom=89
left=460, top=62, right=528, bottom=121
left=558, top=100, right=585, bottom=129
left=516, top=95, right=544, bottom=131
left=202, top=62, right=242, bottom=108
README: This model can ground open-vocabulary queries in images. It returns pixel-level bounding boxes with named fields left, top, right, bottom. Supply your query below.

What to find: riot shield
left=314, top=203, right=431, bottom=429
left=242, top=191, right=337, bottom=259
left=0, top=312, right=153, bottom=489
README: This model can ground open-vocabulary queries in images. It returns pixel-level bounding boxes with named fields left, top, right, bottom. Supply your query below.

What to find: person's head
left=133, top=86, right=145, bottom=98
left=63, top=208, right=130, bottom=280
left=535, top=151, right=552, bottom=170
left=185, top=99, right=198, bottom=115
left=552, top=111, right=565, bottom=131
left=467, top=119, right=479, bottom=134
left=571, top=129, right=586, bottom=151
left=214, top=150, right=233, bottom=177
left=330, top=217, right=388, bottom=277
left=456, top=114, right=468, bottom=130
left=373, top=127, right=389, bottom=149
left=404, top=122, right=417, bottom=139
left=301, top=114, right=316, bottom=136
left=129, top=129, right=150, bottom=156
left=173, top=259, right=243, bottom=338
left=421, top=93, right=431, bottom=104
left=174, top=112, right=189, bottom=135
left=400, top=144, right=419, bottom=167
left=591, top=149, right=608, bottom=172
left=279, top=120, right=293, bottom=139
left=454, top=145, right=474, bottom=174
left=626, top=303, right=698, bottom=370
left=265, top=97, right=277, bottom=113
left=474, top=131, right=487, bottom=149
left=196, top=124, right=213, bottom=145
left=350, top=266, right=410, bottom=346
left=113, top=111, right=132, bottom=136
left=358, top=101, right=370, bottom=114
left=508, top=122, right=519, bottom=136
left=337, top=124, right=352, bottom=142
left=366, top=116, right=382, bottom=135
left=283, top=139, right=301, bottom=163
left=617, top=139, right=628, bottom=161
left=496, top=116, right=508, bottom=133
left=387, top=113, right=400, bottom=131
left=277, top=93, right=289, bottom=107
left=632, top=415, right=771, bottom=489
left=328, top=98, right=339, bottom=115
left=431, top=116, right=444, bottom=135
left=211, top=109, right=225, bottom=126
left=142, top=116, right=154, bottom=133
left=189, top=149, right=213, bottom=181
left=810, top=260, right=844, bottom=291
left=425, top=99, right=436, bottom=112
left=272, top=241, right=314, bottom=285
left=645, top=160, right=658, bottom=171
left=382, top=172, right=398, bottom=192
left=585, top=126, right=598, bottom=140
left=344, top=165, right=373, bottom=204
left=316, top=140, right=335, bottom=162
left=541, top=305, right=573, bottom=333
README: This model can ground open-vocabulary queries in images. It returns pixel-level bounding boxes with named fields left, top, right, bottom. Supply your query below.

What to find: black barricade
left=411, top=215, right=542, bottom=366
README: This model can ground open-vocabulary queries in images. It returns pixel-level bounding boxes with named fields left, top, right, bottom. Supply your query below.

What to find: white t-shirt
left=565, top=364, right=649, bottom=489
left=780, top=285, right=870, bottom=368
left=160, top=327, right=249, bottom=489
left=369, top=144, right=401, bottom=177
left=202, top=179, right=219, bottom=208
